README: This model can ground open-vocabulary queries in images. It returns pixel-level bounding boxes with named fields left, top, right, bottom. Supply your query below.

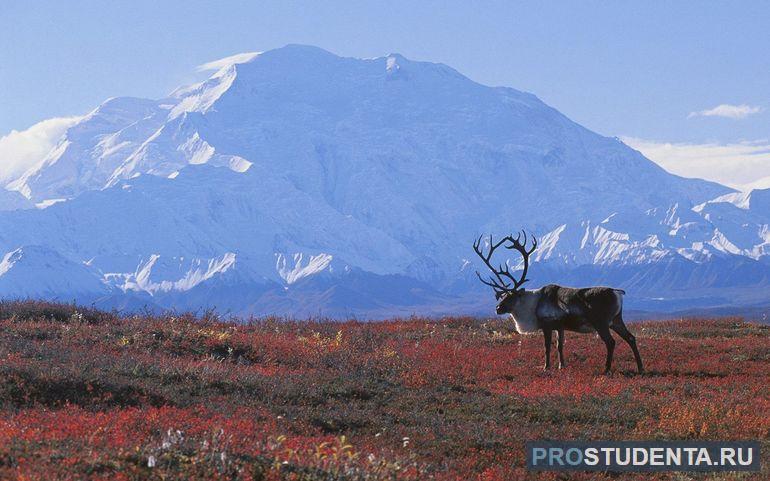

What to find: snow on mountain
left=7, top=97, right=165, bottom=201
left=0, top=45, right=767, bottom=317
left=107, top=252, right=238, bottom=294
left=276, top=252, right=335, bottom=284
left=0, top=246, right=109, bottom=298
left=692, top=188, right=770, bottom=259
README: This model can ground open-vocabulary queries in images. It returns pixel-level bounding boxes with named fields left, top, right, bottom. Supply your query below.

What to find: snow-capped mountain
left=0, top=45, right=768, bottom=317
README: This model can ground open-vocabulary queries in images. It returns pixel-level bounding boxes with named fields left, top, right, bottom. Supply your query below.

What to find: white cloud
left=622, top=137, right=770, bottom=192
left=0, top=116, right=82, bottom=185
left=688, top=104, right=762, bottom=119
left=196, top=52, right=261, bottom=72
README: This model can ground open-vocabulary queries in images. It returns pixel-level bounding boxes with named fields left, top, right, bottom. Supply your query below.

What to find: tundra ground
left=0, top=301, right=767, bottom=480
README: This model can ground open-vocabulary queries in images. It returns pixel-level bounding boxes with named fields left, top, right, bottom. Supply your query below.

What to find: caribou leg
left=557, top=328, right=566, bottom=369
left=542, top=329, right=552, bottom=370
left=611, top=316, right=644, bottom=374
left=596, top=326, right=615, bottom=374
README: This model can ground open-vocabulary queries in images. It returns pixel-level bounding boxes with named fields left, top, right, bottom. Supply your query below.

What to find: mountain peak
left=247, top=44, right=341, bottom=66
left=275, top=43, right=336, bottom=55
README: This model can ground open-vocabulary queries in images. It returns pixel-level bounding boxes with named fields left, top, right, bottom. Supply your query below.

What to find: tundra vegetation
left=0, top=300, right=767, bottom=480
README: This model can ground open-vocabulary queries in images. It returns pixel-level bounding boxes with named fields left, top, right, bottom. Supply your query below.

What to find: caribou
left=473, top=231, right=644, bottom=374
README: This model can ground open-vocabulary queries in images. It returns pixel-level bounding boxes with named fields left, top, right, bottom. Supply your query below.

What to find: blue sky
left=1, top=1, right=769, bottom=188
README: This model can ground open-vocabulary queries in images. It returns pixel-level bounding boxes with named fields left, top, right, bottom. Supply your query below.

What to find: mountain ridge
left=0, top=45, right=767, bottom=318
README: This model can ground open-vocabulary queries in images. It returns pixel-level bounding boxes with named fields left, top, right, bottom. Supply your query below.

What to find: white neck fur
left=509, top=290, right=540, bottom=334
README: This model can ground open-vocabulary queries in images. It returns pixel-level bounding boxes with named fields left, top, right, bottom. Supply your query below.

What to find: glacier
left=0, top=44, right=768, bottom=318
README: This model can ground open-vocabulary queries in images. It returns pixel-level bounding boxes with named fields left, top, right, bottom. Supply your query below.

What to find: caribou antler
left=472, top=230, right=538, bottom=296
left=504, top=230, right=538, bottom=289
left=472, top=234, right=522, bottom=297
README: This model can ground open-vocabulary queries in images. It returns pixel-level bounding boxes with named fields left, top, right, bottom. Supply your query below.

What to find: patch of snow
left=0, top=248, right=22, bottom=276
left=708, top=229, right=742, bottom=255
left=196, top=52, right=261, bottom=74
left=179, top=132, right=215, bottom=165
left=601, top=213, right=617, bottom=224
left=386, top=56, right=400, bottom=73
left=276, top=252, right=333, bottom=284
left=119, top=253, right=238, bottom=294
left=695, top=191, right=751, bottom=212
left=35, top=198, right=67, bottom=209
left=170, top=67, right=237, bottom=119
left=227, top=156, right=252, bottom=173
